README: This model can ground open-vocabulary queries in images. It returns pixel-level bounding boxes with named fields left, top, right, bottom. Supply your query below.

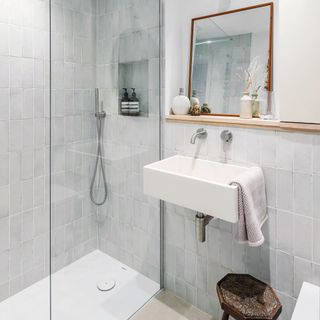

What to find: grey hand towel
left=231, top=167, right=267, bottom=247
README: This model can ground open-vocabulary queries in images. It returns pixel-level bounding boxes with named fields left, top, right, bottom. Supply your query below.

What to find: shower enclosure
left=0, top=1, right=162, bottom=319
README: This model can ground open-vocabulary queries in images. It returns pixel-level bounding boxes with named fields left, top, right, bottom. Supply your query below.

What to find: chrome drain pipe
left=195, top=212, right=215, bottom=242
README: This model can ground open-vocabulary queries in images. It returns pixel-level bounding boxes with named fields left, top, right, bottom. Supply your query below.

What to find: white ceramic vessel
left=190, top=90, right=200, bottom=107
left=240, top=92, right=253, bottom=119
left=172, top=88, right=190, bottom=115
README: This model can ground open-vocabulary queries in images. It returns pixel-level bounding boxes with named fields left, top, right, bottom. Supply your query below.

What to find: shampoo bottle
left=121, top=88, right=129, bottom=115
left=129, top=88, right=140, bottom=115
left=251, top=91, right=260, bottom=117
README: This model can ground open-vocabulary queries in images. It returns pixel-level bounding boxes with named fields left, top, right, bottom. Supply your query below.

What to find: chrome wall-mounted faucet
left=190, top=128, right=207, bottom=144
left=220, top=130, right=233, bottom=143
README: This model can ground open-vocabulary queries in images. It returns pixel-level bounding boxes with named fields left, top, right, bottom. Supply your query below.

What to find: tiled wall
left=95, top=0, right=161, bottom=283
left=50, top=0, right=98, bottom=272
left=163, top=121, right=320, bottom=320
left=0, top=0, right=51, bottom=302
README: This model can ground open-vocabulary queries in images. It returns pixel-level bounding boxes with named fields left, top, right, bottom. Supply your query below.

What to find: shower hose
left=90, top=116, right=108, bottom=206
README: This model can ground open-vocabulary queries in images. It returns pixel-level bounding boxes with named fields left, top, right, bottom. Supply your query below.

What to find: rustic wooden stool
left=216, top=274, right=282, bottom=320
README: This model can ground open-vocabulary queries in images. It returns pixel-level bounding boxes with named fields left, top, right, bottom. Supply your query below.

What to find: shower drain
left=97, top=279, right=116, bottom=292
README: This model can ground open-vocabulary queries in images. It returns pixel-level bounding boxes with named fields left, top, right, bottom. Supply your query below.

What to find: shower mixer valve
left=95, top=88, right=106, bottom=119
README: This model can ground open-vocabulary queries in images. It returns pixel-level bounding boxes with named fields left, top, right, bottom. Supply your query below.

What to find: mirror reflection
left=189, top=4, right=273, bottom=116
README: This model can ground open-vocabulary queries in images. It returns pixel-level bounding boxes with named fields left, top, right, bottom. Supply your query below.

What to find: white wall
left=279, top=0, right=320, bottom=123
left=163, top=0, right=279, bottom=113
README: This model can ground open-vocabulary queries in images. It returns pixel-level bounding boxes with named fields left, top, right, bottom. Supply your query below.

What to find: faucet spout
left=190, top=128, right=207, bottom=144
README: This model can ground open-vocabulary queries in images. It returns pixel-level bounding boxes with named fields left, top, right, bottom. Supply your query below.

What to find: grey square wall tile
left=207, top=226, right=220, bottom=264
left=0, top=89, right=9, bottom=120
left=293, top=173, right=313, bottom=217
left=22, top=210, right=34, bottom=243
left=312, top=263, right=320, bottom=287
left=20, top=116, right=33, bottom=145
left=10, top=214, right=22, bottom=249
left=262, top=208, right=277, bottom=249
left=263, top=167, right=276, bottom=208
left=0, top=186, right=9, bottom=218
left=313, top=219, right=320, bottom=264
left=0, top=121, right=9, bottom=153
left=293, top=134, right=313, bottom=174
left=21, top=150, right=33, bottom=180
left=9, top=58, right=22, bottom=89
left=10, top=88, right=22, bottom=120
left=294, top=215, right=313, bottom=260
left=0, top=154, right=9, bottom=186
left=0, top=56, right=9, bottom=88
left=10, top=183, right=22, bottom=215
left=0, top=250, right=9, bottom=285
left=293, top=257, right=312, bottom=298
left=277, top=210, right=293, bottom=254
left=196, top=255, right=207, bottom=292
left=260, top=132, right=276, bottom=167
left=174, top=277, right=187, bottom=301
left=276, top=132, right=294, bottom=171
left=276, top=251, right=293, bottom=296
left=184, top=251, right=196, bottom=286
left=219, top=230, right=232, bottom=269
left=175, top=247, right=184, bottom=276
left=0, top=217, right=9, bottom=253
left=313, top=175, right=320, bottom=219
left=231, top=241, right=246, bottom=273
left=0, top=23, right=9, bottom=56
left=276, top=170, right=293, bottom=211
left=164, top=211, right=185, bottom=249
left=9, top=246, right=22, bottom=280
left=185, top=216, right=196, bottom=253
left=314, top=136, right=320, bottom=174
left=276, top=291, right=295, bottom=320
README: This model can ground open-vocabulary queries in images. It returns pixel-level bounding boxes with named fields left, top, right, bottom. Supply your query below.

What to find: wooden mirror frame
left=188, top=3, right=274, bottom=117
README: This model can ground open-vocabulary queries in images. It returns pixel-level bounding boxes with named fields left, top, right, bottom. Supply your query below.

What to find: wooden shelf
left=166, top=115, right=320, bottom=133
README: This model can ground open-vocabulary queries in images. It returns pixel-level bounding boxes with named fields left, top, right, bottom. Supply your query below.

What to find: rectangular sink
left=144, top=155, right=251, bottom=223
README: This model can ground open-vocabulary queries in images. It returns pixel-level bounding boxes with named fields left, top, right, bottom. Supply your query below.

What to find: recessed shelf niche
left=118, top=60, right=149, bottom=117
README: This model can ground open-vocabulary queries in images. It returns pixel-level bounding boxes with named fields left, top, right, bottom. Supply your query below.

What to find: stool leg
left=222, top=311, right=229, bottom=320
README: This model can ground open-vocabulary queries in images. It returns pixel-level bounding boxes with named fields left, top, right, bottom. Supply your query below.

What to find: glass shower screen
left=50, top=0, right=162, bottom=319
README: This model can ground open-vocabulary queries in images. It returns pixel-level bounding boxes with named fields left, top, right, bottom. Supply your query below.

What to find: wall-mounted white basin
left=144, top=155, right=251, bottom=223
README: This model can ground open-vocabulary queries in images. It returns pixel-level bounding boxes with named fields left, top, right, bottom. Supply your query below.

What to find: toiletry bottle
left=121, top=88, right=129, bottom=115
left=172, top=88, right=190, bottom=115
left=251, top=91, right=260, bottom=117
left=240, top=91, right=253, bottom=119
left=129, top=88, right=140, bottom=115
left=190, top=89, right=200, bottom=107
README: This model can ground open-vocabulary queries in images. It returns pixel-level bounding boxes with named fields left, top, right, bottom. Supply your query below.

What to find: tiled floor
left=0, top=250, right=160, bottom=320
left=132, top=291, right=215, bottom=320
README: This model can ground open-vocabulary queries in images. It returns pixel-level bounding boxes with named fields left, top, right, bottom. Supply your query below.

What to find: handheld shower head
left=95, top=88, right=99, bottom=114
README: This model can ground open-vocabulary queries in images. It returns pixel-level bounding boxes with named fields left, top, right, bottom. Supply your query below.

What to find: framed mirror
left=188, top=3, right=273, bottom=116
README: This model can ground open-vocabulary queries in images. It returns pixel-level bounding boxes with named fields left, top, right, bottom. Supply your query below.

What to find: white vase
left=172, top=88, right=190, bottom=115
left=240, top=92, right=252, bottom=119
